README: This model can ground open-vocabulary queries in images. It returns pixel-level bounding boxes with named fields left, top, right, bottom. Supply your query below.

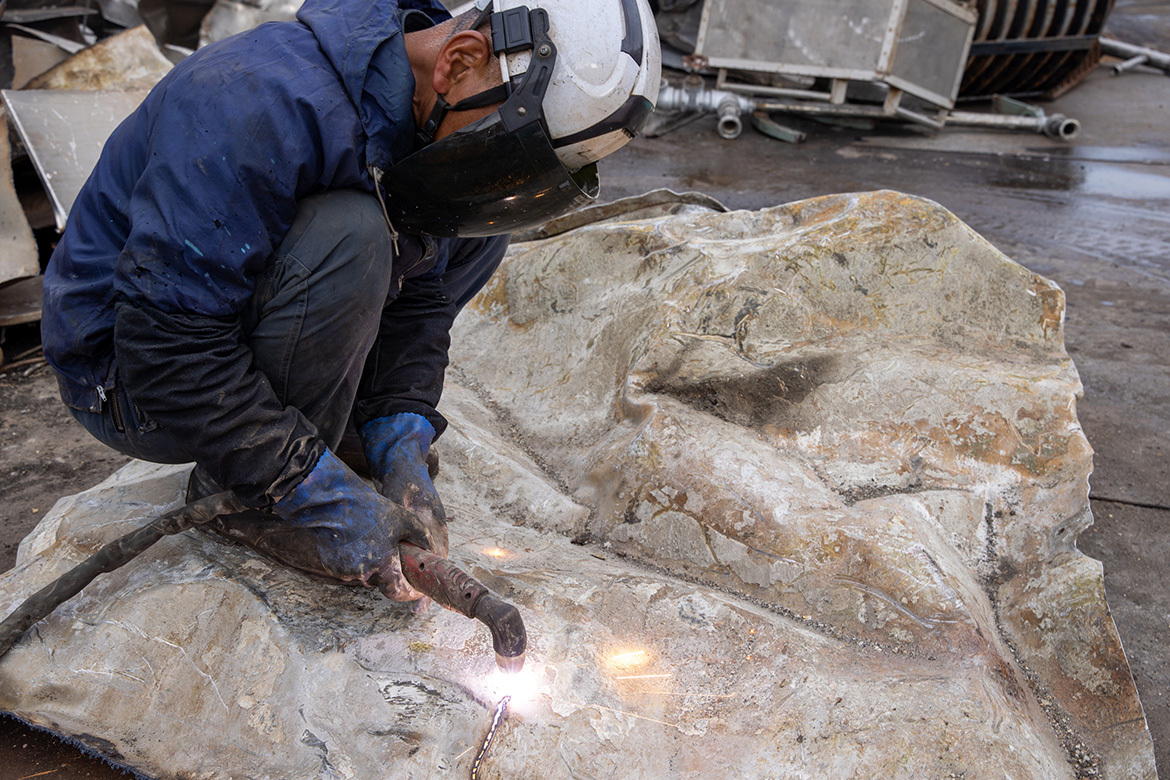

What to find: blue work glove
left=269, top=448, right=441, bottom=602
left=360, top=413, right=448, bottom=545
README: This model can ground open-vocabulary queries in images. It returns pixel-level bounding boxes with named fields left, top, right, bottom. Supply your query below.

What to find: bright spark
left=481, top=547, right=510, bottom=558
left=605, top=649, right=650, bottom=669
left=482, top=666, right=539, bottom=710
left=592, top=704, right=678, bottom=729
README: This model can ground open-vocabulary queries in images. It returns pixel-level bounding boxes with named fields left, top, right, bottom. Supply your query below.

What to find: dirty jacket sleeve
left=353, top=235, right=508, bottom=437
left=354, top=273, right=458, bottom=438
left=111, top=30, right=368, bottom=507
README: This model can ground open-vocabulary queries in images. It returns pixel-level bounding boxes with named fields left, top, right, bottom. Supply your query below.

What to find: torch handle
left=399, top=542, right=489, bottom=618
left=398, top=543, right=527, bottom=673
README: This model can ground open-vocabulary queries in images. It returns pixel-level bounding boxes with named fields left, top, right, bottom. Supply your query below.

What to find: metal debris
left=693, top=0, right=976, bottom=115
left=650, top=1, right=1121, bottom=141
left=95, top=0, right=147, bottom=31
left=468, top=696, right=509, bottom=780
left=0, top=5, right=98, bottom=23
left=948, top=94, right=1081, bottom=140
left=11, top=35, right=73, bottom=88
left=4, top=24, right=86, bottom=55
left=654, top=76, right=1082, bottom=142
left=197, top=0, right=302, bottom=47
left=963, top=0, right=1116, bottom=98
left=0, top=112, right=38, bottom=286
left=657, top=77, right=754, bottom=139
left=23, top=24, right=172, bottom=91
left=1102, top=37, right=1170, bottom=76
left=2, top=89, right=150, bottom=230
left=0, top=277, right=42, bottom=330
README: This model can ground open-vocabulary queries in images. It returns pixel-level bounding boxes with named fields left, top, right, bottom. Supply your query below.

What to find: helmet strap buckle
left=491, top=7, right=535, bottom=55
left=416, top=82, right=514, bottom=147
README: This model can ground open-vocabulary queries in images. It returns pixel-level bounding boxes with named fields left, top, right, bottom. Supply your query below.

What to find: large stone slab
left=0, top=191, right=1156, bottom=779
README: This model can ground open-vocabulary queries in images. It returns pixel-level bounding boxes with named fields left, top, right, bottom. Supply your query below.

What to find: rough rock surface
left=25, top=26, right=173, bottom=91
left=0, top=191, right=1156, bottom=779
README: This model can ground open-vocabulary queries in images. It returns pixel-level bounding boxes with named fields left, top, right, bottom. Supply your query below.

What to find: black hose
left=0, top=492, right=242, bottom=658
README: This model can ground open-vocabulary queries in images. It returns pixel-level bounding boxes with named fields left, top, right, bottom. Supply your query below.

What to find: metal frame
left=692, top=0, right=976, bottom=111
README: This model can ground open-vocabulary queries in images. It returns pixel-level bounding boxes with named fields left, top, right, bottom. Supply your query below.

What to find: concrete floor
left=0, top=3, right=1166, bottom=778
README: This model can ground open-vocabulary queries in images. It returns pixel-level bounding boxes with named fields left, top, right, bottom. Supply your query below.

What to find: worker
left=41, top=0, right=660, bottom=609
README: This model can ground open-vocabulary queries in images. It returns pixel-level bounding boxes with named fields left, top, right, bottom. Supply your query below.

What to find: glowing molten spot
left=483, top=666, right=539, bottom=710
left=605, top=649, right=650, bottom=670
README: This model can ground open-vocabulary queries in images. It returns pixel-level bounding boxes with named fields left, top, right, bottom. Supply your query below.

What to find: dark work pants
left=70, top=189, right=507, bottom=466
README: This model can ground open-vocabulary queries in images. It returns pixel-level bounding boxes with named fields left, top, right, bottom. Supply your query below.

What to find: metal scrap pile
left=0, top=0, right=309, bottom=362
left=649, top=0, right=1168, bottom=143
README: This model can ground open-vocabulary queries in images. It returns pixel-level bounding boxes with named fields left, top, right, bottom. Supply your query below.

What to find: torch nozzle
left=495, top=651, right=526, bottom=675
left=400, top=543, right=528, bottom=673
left=475, top=594, right=528, bottom=674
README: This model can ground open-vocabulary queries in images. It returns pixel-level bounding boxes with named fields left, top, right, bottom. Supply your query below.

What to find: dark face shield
left=376, top=6, right=604, bottom=238
left=378, top=111, right=600, bottom=238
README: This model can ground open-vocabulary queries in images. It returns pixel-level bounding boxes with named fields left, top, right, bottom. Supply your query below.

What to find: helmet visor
left=379, top=112, right=600, bottom=238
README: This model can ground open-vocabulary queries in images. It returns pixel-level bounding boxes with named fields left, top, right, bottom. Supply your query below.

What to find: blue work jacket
left=39, top=0, right=489, bottom=504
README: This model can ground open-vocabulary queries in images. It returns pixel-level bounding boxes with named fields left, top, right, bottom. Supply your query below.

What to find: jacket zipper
left=367, top=165, right=401, bottom=256
left=97, top=385, right=126, bottom=433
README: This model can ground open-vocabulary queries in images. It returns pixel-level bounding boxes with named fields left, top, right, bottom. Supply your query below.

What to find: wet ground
left=0, top=2, right=1167, bottom=778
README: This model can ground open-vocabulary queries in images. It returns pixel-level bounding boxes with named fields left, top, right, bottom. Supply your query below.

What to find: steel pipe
left=716, top=97, right=744, bottom=139
left=659, top=80, right=1078, bottom=141
left=947, top=109, right=1081, bottom=140
left=1101, top=37, right=1170, bottom=75
left=1113, top=54, right=1149, bottom=75
left=656, top=80, right=756, bottom=140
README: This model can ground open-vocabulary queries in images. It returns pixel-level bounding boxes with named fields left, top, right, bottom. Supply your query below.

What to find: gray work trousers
left=70, top=189, right=506, bottom=466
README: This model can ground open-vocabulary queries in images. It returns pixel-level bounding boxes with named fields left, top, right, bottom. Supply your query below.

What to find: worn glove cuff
left=359, top=413, right=436, bottom=481
left=272, top=448, right=356, bottom=523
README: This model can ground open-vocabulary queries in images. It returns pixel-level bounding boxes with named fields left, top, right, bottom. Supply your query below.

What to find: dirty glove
left=359, top=413, right=448, bottom=549
left=268, top=448, right=442, bottom=602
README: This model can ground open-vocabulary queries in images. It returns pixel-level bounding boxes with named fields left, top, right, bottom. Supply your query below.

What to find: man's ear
left=432, top=31, right=494, bottom=96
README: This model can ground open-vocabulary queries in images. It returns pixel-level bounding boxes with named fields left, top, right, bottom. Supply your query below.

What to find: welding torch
left=0, top=493, right=527, bottom=674
left=399, top=542, right=526, bottom=673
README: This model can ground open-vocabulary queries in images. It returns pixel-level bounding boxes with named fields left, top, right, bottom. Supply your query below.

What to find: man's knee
left=279, top=189, right=395, bottom=308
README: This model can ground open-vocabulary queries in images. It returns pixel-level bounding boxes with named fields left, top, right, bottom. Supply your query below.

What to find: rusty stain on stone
left=24, top=25, right=171, bottom=92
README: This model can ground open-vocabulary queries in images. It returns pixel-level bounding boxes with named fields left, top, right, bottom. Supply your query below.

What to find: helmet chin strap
left=417, top=82, right=510, bottom=146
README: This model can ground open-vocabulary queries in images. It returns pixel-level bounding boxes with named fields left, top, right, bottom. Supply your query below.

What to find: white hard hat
left=485, top=0, right=662, bottom=169
left=379, top=0, right=663, bottom=238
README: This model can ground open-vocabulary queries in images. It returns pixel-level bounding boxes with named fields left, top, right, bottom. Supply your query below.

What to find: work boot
left=185, top=464, right=227, bottom=504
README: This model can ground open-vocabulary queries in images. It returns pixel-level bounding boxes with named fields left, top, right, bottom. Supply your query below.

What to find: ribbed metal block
left=961, top=0, right=1116, bottom=98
